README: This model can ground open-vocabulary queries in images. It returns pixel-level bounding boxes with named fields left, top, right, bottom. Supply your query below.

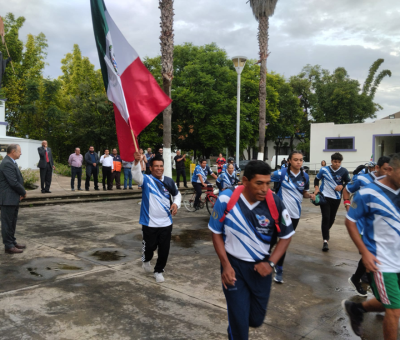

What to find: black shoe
left=103, top=188, right=107, bottom=191
left=342, top=300, right=364, bottom=337
left=94, top=188, right=100, bottom=191
left=348, top=275, right=368, bottom=297
left=123, top=188, right=127, bottom=190
left=78, top=188, right=83, bottom=191
left=129, top=187, right=133, bottom=190
left=45, top=190, right=52, bottom=193
left=184, top=186, right=189, bottom=188
left=322, top=241, right=329, bottom=252
left=71, top=188, right=75, bottom=191
left=85, top=189, right=89, bottom=191
left=361, top=273, right=369, bottom=284
left=41, top=190, right=45, bottom=193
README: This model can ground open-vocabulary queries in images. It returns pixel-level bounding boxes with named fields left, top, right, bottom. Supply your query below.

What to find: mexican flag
left=90, top=0, right=171, bottom=161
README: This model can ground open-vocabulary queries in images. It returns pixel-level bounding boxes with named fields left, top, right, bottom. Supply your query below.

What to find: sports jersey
left=216, top=171, right=237, bottom=190
left=345, top=171, right=385, bottom=235
left=216, top=158, right=226, bottom=167
left=347, top=180, right=400, bottom=273
left=352, top=167, right=367, bottom=181
left=208, top=188, right=294, bottom=262
left=316, top=166, right=351, bottom=199
left=271, top=168, right=310, bottom=219
left=346, top=171, right=384, bottom=194
left=131, top=162, right=181, bottom=228
left=191, top=164, right=214, bottom=183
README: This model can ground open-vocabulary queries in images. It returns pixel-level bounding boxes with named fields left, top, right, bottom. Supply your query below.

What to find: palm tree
left=159, top=0, right=174, bottom=177
left=248, top=0, right=278, bottom=160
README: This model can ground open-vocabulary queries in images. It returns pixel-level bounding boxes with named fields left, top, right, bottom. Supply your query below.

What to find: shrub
left=20, top=168, right=39, bottom=189
left=54, top=162, right=71, bottom=177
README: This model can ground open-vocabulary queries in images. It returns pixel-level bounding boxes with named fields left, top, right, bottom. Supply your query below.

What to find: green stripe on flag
left=90, top=0, right=109, bottom=91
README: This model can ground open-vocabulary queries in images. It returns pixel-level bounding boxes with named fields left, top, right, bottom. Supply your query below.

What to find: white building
left=310, top=118, right=400, bottom=172
left=0, top=100, right=42, bottom=169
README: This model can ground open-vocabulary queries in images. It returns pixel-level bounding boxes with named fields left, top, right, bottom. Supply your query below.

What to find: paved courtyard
left=0, top=199, right=390, bottom=340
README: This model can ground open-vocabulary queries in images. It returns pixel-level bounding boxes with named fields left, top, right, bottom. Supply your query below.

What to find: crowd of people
left=0, top=141, right=399, bottom=340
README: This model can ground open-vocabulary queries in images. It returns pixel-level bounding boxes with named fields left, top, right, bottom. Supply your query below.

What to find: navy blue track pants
left=223, top=253, right=272, bottom=340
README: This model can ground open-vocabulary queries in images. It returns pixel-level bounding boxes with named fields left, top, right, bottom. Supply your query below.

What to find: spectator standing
left=145, top=148, right=153, bottom=175
left=111, top=148, right=122, bottom=189
left=68, top=148, right=83, bottom=191
left=84, top=146, right=100, bottom=191
left=216, top=153, right=226, bottom=175
left=100, top=149, right=114, bottom=191
left=37, top=140, right=55, bottom=193
left=0, top=144, right=27, bottom=254
left=122, top=159, right=133, bottom=190
left=132, top=152, right=181, bottom=283
left=156, top=147, right=163, bottom=158
left=174, top=150, right=188, bottom=188
left=281, top=158, right=287, bottom=167
left=321, top=160, right=326, bottom=167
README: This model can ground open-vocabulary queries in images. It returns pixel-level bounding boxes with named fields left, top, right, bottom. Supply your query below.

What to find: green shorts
left=368, top=272, right=400, bottom=309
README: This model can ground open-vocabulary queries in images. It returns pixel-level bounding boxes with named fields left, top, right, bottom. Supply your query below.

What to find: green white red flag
left=90, top=0, right=171, bottom=161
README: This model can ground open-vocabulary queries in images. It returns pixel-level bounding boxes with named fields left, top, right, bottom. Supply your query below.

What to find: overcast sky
left=2, top=0, right=399, bottom=120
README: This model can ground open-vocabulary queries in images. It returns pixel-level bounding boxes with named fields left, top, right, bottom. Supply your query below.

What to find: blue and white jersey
left=208, top=188, right=294, bottom=262
left=353, top=167, right=367, bottom=181
left=346, top=171, right=385, bottom=235
left=216, top=171, right=237, bottom=190
left=191, top=164, right=213, bottom=183
left=131, top=162, right=181, bottom=228
left=316, top=166, right=351, bottom=199
left=271, top=168, right=310, bottom=219
left=347, top=181, right=400, bottom=273
left=346, top=171, right=384, bottom=194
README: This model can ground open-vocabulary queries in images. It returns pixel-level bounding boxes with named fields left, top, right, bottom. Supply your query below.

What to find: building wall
left=0, top=137, right=42, bottom=170
left=310, top=119, right=400, bottom=172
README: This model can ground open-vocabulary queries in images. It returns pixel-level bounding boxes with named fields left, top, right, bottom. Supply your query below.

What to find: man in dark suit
left=38, top=140, right=55, bottom=193
left=0, top=144, right=27, bottom=254
left=84, top=146, right=100, bottom=191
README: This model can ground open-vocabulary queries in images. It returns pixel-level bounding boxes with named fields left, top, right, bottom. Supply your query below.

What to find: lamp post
left=232, top=56, right=247, bottom=169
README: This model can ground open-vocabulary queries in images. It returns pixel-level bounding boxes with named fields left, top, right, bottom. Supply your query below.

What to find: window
left=324, top=137, right=355, bottom=151
left=389, top=115, right=395, bottom=119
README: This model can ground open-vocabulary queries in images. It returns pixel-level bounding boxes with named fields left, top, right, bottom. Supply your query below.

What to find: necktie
left=46, top=150, right=49, bottom=163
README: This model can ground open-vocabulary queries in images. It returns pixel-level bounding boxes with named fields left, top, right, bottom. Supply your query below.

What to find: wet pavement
left=0, top=199, right=389, bottom=339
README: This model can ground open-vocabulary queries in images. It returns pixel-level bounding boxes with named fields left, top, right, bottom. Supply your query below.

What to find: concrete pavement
left=0, top=199, right=389, bottom=339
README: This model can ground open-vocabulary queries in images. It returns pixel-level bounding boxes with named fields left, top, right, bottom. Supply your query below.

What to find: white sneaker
left=154, top=272, right=165, bottom=283
left=142, top=261, right=152, bottom=273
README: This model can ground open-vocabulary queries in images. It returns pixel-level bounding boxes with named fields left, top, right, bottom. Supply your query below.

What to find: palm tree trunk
left=159, top=0, right=174, bottom=177
left=257, top=15, right=269, bottom=161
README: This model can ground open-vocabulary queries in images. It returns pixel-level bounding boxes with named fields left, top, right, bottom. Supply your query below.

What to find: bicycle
left=183, top=184, right=219, bottom=214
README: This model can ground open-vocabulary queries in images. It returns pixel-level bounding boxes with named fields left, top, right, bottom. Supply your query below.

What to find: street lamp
left=232, top=56, right=247, bottom=169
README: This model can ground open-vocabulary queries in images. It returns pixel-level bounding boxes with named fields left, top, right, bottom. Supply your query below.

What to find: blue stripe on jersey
left=316, top=166, right=350, bottom=199
left=347, top=181, right=400, bottom=272
left=271, top=169, right=309, bottom=219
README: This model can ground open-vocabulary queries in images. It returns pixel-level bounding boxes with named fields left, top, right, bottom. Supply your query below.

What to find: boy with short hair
left=314, top=152, right=351, bottom=251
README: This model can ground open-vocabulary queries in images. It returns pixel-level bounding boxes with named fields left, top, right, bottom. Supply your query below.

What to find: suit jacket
left=85, top=151, right=100, bottom=166
left=0, top=155, right=26, bottom=206
left=38, top=147, right=54, bottom=168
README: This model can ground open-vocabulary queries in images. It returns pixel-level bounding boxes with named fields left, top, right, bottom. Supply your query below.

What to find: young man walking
left=343, top=156, right=390, bottom=296
left=343, top=153, right=400, bottom=340
left=132, top=152, right=181, bottom=283
left=314, top=152, right=351, bottom=251
left=209, top=161, right=294, bottom=339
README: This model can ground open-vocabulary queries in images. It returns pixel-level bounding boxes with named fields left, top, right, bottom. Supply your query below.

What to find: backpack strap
left=266, top=189, right=281, bottom=233
left=219, top=186, right=244, bottom=222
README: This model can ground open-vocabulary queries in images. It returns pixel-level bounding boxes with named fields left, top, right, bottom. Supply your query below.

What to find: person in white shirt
left=100, top=149, right=114, bottom=191
left=132, top=152, right=181, bottom=283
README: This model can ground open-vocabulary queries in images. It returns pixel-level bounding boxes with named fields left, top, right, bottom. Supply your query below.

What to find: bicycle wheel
left=183, top=191, right=197, bottom=212
left=206, top=194, right=218, bottom=215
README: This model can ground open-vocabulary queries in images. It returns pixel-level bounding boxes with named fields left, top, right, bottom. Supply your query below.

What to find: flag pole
left=128, top=118, right=139, bottom=151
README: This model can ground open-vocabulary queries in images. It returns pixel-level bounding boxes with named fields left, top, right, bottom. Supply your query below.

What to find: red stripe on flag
left=120, top=58, right=172, bottom=137
left=113, top=103, right=138, bottom=162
